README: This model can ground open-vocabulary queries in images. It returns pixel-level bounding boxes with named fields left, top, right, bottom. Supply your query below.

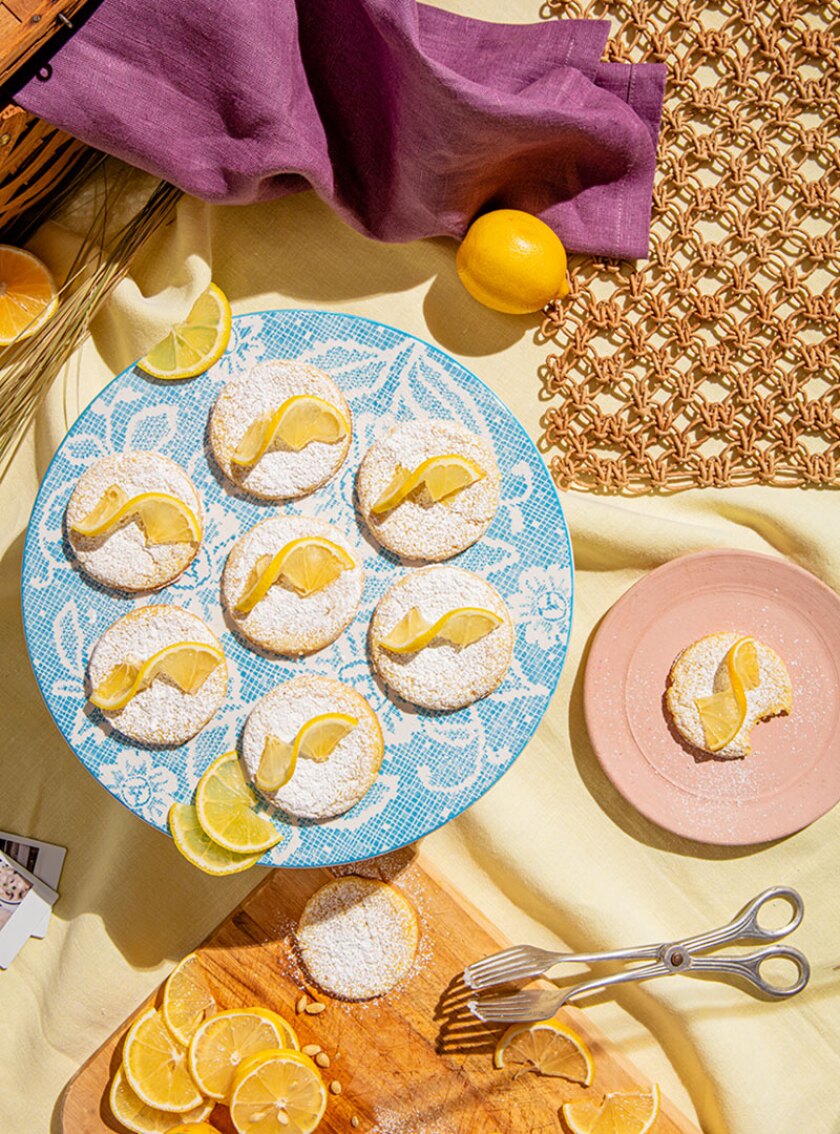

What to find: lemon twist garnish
left=70, top=484, right=201, bottom=545
left=371, top=453, right=485, bottom=515
left=695, top=636, right=761, bottom=752
left=235, top=537, right=355, bottom=613
left=256, top=713, right=358, bottom=792
left=376, top=606, right=502, bottom=654
left=231, top=394, right=350, bottom=467
left=90, top=641, right=225, bottom=711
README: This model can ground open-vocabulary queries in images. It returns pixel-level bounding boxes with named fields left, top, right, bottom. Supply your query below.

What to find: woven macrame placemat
left=539, top=0, right=838, bottom=493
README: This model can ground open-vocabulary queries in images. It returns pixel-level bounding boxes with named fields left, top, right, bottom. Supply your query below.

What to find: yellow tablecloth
left=2, top=9, right=839, bottom=1129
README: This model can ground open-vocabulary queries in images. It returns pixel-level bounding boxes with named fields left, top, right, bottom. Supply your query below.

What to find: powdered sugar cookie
left=369, top=565, right=514, bottom=711
left=222, top=516, right=364, bottom=655
left=87, top=606, right=227, bottom=746
left=296, top=876, right=419, bottom=1000
left=356, top=419, right=500, bottom=561
left=666, top=631, right=792, bottom=759
left=65, top=452, right=202, bottom=592
left=241, top=676, right=383, bottom=819
left=209, top=360, right=352, bottom=500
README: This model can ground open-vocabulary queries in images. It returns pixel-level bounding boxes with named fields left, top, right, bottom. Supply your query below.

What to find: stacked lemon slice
left=109, top=954, right=325, bottom=1134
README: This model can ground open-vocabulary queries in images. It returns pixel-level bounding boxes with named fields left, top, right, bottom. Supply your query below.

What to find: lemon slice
left=122, top=1007, right=204, bottom=1113
left=235, top=537, right=355, bottom=612
left=195, top=752, right=282, bottom=854
left=167, top=1125, right=220, bottom=1134
left=249, top=1008, right=300, bottom=1052
left=169, top=803, right=263, bottom=876
left=377, top=606, right=502, bottom=654
left=493, top=1019, right=593, bottom=1083
left=229, top=1049, right=327, bottom=1134
left=162, top=953, right=218, bottom=1047
left=70, top=484, right=201, bottom=545
left=232, top=395, right=350, bottom=466
left=562, top=1084, right=660, bottom=1134
left=188, top=1009, right=290, bottom=1101
left=695, top=636, right=760, bottom=752
left=108, top=1067, right=213, bottom=1134
left=256, top=713, right=358, bottom=792
left=138, top=283, right=232, bottom=380
left=90, top=641, right=225, bottom=712
left=371, top=453, right=485, bottom=515
left=0, top=244, right=58, bottom=345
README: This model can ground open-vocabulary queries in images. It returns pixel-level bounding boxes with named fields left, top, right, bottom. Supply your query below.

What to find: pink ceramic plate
left=584, top=550, right=840, bottom=845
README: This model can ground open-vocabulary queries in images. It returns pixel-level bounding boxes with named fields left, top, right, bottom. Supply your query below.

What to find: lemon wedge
left=169, top=803, right=263, bottom=876
left=70, top=484, right=201, bottom=545
left=138, top=283, right=232, bottom=380
left=256, top=713, right=359, bottom=792
left=695, top=636, right=760, bottom=752
left=90, top=641, right=225, bottom=712
left=371, top=453, right=485, bottom=515
left=229, top=1049, right=327, bottom=1134
left=231, top=395, right=350, bottom=466
left=122, top=1007, right=204, bottom=1114
left=376, top=606, right=502, bottom=654
left=195, top=752, right=282, bottom=855
left=235, top=537, right=355, bottom=613
left=162, top=953, right=218, bottom=1047
left=562, top=1084, right=660, bottom=1134
left=188, top=1009, right=290, bottom=1102
left=0, top=244, right=59, bottom=345
left=108, top=1067, right=213, bottom=1134
left=493, top=1019, right=593, bottom=1084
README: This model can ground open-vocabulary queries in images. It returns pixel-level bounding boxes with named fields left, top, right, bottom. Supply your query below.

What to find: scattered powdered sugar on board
left=370, top=565, right=514, bottom=711
left=242, top=676, right=383, bottom=820
left=222, top=515, right=364, bottom=655
left=65, top=452, right=202, bottom=591
left=296, top=876, right=420, bottom=1000
left=209, top=360, right=352, bottom=499
left=356, top=419, right=500, bottom=561
left=87, top=606, right=227, bottom=746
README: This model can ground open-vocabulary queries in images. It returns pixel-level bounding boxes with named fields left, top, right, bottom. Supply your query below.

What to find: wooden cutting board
left=61, top=851, right=701, bottom=1134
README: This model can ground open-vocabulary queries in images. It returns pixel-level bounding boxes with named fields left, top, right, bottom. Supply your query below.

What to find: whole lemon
left=456, top=209, right=570, bottom=315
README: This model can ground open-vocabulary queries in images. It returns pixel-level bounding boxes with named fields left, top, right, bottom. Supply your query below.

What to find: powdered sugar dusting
left=87, top=606, right=227, bottom=746
left=242, top=676, right=383, bottom=819
left=370, top=566, right=514, bottom=711
left=66, top=452, right=201, bottom=592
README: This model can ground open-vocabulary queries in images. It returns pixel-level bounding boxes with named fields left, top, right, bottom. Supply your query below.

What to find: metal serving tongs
left=465, top=886, right=810, bottom=1024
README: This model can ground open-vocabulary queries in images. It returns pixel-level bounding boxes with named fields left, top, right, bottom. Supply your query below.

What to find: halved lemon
left=377, top=606, right=502, bottom=654
left=90, top=641, right=225, bottom=712
left=162, top=953, right=218, bottom=1047
left=70, top=485, right=201, bottom=546
left=108, top=1067, right=213, bottom=1134
left=229, top=1048, right=327, bottom=1134
left=232, top=395, right=350, bottom=466
left=562, top=1084, right=660, bottom=1134
left=0, top=244, right=58, bottom=345
left=188, top=1009, right=290, bottom=1102
left=371, top=454, right=485, bottom=515
left=493, top=1019, right=593, bottom=1084
left=695, top=636, right=760, bottom=752
left=256, top=713, right=358, bottom=792
left=235, top=538, right=355, bottom=612
left=138, top=283, right=232, bottom=380
left=169, top=803, right=263, bottom=876
left=195, top=752, right=282, bottom=855
left=122, top=1007, right=204, bottom=1113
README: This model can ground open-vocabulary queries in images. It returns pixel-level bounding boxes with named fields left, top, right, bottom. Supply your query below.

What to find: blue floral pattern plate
left=22, top=310, right=573, bottom=867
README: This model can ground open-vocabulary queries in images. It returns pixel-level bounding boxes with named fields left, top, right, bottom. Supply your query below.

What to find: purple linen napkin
left=14, top=0, right=665, bottom=258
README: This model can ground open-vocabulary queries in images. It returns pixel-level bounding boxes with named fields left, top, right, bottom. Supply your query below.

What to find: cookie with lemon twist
left=356, top=419, right=501, bottom=561
left=66, top=452, right=202, bottom=592
left=370, top=566, right=514, bottom=710
left=222, top=515, right=363, bottom=655
left=242, top=676, right=383, bottom=819
left=209, top=360, right=352, bottom=500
